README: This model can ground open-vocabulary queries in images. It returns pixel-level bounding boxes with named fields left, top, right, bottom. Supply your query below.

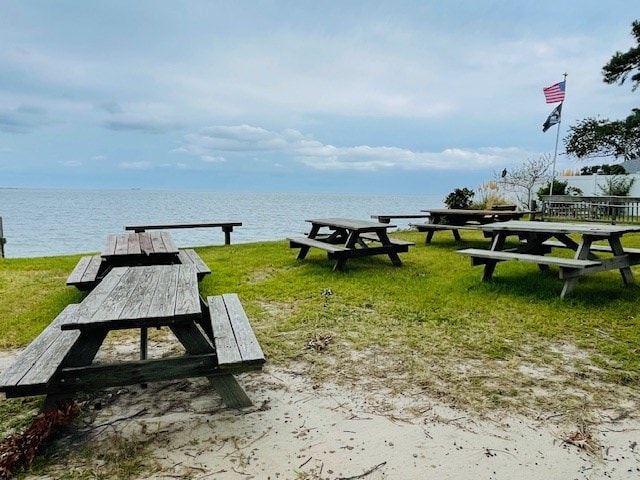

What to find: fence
left=540, top=196, right=640, bottom=224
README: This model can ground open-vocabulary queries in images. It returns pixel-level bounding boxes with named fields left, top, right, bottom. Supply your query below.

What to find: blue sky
left=0, top=1, right=637, bottom=194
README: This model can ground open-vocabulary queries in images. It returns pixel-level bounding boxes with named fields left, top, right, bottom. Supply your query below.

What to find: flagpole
left=549, top=73, right=567, bottom=196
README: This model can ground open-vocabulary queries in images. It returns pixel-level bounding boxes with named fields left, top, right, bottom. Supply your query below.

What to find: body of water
left=0, top=188, right=443, bottom=258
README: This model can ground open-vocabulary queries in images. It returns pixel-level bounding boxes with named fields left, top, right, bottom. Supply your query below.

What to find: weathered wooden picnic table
left=413, top=209, right=527, bottom=243
left=67, top=231, right=211, bottom=290
left=288, top=217, right=414, bottom=271
left=1, top=265, right=265, bottom=408
left=457, top=220, right=640, bottom=298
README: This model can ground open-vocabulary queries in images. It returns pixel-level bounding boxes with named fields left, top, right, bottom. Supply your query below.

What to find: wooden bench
left=458, top=248, right=601, bottom=270
left=177, top=249, right=212, bottom=280
left=542, top=240, right=640, bottom=255
left=358, top=233, right=415, bottom=246
left=288, top=236, right=350, bottom=254
left=204, top=294, right=265, bottom=406
left=66, top=255, right=105, bottom=290
left=125, top=222, right=242, bottom=245
left=412, top=223, right=481, bottom=244
left=0, top=304, right=81, bottom=399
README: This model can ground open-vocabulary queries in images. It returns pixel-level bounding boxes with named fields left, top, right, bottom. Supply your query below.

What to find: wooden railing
left=540, top=196, right=640, bottom=224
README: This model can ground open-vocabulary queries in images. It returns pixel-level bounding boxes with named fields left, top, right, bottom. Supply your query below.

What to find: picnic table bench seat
left=541, top=240, right=640, bottom=255
left=358, top=233, right=415, bottom=246
left=177, top=249, right=211, bottom=280
left=457, top=248, right=601, bottom=273
left=288, top=236, right=350, bottom=254
left=411, top=223, right=481, bottom=243
left=0, top=304, right=81, bottom=398
left=66, top=255, right=105, bottom=290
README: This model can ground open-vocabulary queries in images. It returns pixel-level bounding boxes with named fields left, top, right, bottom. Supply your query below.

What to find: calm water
left=0, top=188, right=442, bottom=258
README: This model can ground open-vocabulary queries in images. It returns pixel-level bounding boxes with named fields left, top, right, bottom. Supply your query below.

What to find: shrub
left=444, top=188, right=475, bottom=209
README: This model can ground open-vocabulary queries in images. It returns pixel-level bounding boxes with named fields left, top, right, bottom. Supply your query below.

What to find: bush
left=537, top=180, right=582, bottom=198
left=444, top=188, right=475, bottom=209
left=599, top=176, right=635, bottom=196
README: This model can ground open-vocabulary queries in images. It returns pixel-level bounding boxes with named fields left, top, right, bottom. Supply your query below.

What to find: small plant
left=444, top=188, right=475, bottom=209
left=599, top=175, right=635, bottom=196
left=537, top=180, right=583, bottom=198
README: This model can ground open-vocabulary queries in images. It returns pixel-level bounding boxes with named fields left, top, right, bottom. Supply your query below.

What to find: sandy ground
left=2, top=343, right=640, bottom=479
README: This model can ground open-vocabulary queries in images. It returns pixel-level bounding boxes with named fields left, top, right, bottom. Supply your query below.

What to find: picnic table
left=1, top=265, right=265, bottom=408
left=457, top=220, right=640, bottom=298
left=413, top=208, right=528, bottom=243
left=67, top=231, right=210, bottom=290
left=288, top=217, right=413, bottom=271
left=125, top=221, right=242, bottom=245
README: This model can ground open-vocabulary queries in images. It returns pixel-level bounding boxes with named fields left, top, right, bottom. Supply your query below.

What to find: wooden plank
left=148, top=231, right=165, bottom=254
left=177, top=249, right=211, bottom=275
left=208, top=295, right=243, bottom=365
left=147, top=265, right=180, bottom=318
left=288, top=236, right=349, bottom=253
left=114, top=234, right=129, bottom=255
left=358, top=233, right=415, bottom=246
left=64, top=267, right=129, bottom=329
left=125, top=222, right=242, bottom=230
left=457, top=248, right=600, bottom=268
left=127, top=232, right=142, bottom=255
left=0, top=305, right=81, bottom=393
left=139, top=232, right=153, bottom=255
left=160, top=231, right=178, bottom=252
left=83, top=256, right=103, bottom=282
left=66, top=256, right=93, bottom=285
left=222, top=293, right=265, bottom=364
left=118, top=266, right=162, bottom=320
left=175, top=265, right=200, bottom=318
left=102, top=234, right=117, bottom=256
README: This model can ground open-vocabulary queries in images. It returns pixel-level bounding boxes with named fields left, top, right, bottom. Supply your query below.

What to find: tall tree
left=564, top=20, right=640, bottom=161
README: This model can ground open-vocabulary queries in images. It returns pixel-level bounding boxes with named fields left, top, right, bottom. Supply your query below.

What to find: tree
left=602, top=20, right=640, bottom=90
left=536, top=180, right=582, bottom=198
left=564, top=20, right=640, bottom=161
left=443, top=188, right=474, bottom=209
left=580, top=164, right=626, bottom=175
left=494, top=155, right=553, bottom=209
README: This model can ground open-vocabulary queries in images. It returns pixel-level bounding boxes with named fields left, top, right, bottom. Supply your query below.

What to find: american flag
left=543, top=81, right=565, bottom=103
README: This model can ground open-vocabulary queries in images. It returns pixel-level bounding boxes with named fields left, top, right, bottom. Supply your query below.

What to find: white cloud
left=180, top=124, right=539, bottom=171
left=119, top=161, right=152, bottom=170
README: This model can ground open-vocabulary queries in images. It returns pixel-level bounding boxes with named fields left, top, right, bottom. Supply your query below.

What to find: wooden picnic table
left=457, top=220, right=640, bottom=298
left=413, top=208, right=528, bottom=243
left=102, top=231, right=179, bottom=265
left=288, top=217, right=413, bottom=271
left=28, top=265, right=264, bottom=408
left=67, top=230, right=212, bottom=290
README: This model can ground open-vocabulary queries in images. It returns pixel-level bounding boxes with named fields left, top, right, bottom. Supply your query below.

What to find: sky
left=0, top=1, right=638, bottom=194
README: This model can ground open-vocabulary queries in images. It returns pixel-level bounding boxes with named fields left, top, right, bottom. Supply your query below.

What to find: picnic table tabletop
left=102, top=231, right=179, bottom=258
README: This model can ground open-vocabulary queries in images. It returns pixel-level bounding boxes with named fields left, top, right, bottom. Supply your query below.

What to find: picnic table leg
left=608, top=236, right=635, bottom=285
left=297, top=225, right=321, bottom=260
left=451, top=228, right=461, bottom=242
left=376, top=231, right=403, bottom=266
left=482, top=233, right=507, bottom=281
left=170, top=323, right=252, bottom=408
left=560, top=237, right=595, bottom=298
left=222, top=226, right=233, bottom=245
left=44, top=330, right=108, bottom=408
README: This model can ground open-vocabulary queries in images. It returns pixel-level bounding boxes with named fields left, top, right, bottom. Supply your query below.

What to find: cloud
left=104, top=118, right=183, bottom=134
left=119, top=161, right=152, bottom=170
left=0, top=104, right=54, bottom=133
left=179, top=124, right=539, bottom=171
left=61, top=160, right=82, bottom=167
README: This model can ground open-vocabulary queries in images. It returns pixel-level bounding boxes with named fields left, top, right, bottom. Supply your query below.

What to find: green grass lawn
left=2, top=229, right=640, bottom=438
